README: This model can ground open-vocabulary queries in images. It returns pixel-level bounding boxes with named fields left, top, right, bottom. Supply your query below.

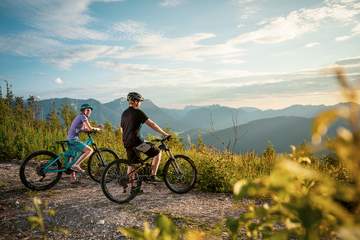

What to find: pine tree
left=27, top=96, right=40, bottom=120
left=60, top=103, right=76, bottom=127
left=5, top=81, right=14, bottom=105
left=46, top=101, right=61, bottom=129
left=262, top=141, right=276, bottom=160
left=14, top=97, right=25, bottom=119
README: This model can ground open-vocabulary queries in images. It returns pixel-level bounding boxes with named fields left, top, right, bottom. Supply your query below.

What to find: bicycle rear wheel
left=163, top=155, right=197, bottom=194
left=19, top=151, right=62, bottom=191
left=88, top=148, right=119, bottom=183
left=101, top=159, right=137, bottom=204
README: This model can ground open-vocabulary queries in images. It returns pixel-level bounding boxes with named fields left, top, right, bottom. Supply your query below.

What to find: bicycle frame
left=42, top=133, right=97, bottom=173
left=127, top=140, right=183, bottom=179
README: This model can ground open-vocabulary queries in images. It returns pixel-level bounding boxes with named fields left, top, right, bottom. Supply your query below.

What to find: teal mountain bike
left=20, top=131, right=119, bottom=191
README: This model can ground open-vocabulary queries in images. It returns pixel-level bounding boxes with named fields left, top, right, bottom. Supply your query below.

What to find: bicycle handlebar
left=152, top=135, right=171, bottom=142
left=86, top=128, right=102, bottom=135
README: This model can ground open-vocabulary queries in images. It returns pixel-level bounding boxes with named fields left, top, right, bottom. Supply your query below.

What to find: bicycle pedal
left=131, top=187, right=143, bottom=194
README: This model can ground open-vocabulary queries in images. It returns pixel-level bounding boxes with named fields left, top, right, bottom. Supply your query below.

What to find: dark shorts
left=126, top=142, right=160, bottom=164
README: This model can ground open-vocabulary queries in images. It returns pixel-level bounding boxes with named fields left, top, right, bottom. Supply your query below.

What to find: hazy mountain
left=38, top=97, right=185, bottom=132
left=38, top=98, right=351, bottom=152
left=38, top=97, right=345, bottom=134
left=37, top=98, right=118, bottom=124
left=182, top=116, right=347, bottom=153
left=175, top=104, right=330, bottom=131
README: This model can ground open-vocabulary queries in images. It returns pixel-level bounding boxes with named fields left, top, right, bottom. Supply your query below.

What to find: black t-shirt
left=121, top=107, right=149, bottom=148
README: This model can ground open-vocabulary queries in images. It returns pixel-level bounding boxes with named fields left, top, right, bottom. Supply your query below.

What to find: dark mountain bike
left=101, top=136, right=197, bottom=204
left=20, top=130, right=119, bottom=191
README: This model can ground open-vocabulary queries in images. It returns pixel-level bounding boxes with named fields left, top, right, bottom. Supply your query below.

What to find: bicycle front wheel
left=19, top=151, right=62, bottom=191
left=101, top=159, right=137, bottom=204
left=88, top=148, right=119, bottom=183
left=163, top=155, right=197, bottom=194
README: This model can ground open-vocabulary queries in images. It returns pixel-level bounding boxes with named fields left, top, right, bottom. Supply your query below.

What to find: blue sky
left=0, top=0, right=359, bottom=109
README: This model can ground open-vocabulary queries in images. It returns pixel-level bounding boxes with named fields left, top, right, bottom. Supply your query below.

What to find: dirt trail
left=0, top=162, right=250, bottom=239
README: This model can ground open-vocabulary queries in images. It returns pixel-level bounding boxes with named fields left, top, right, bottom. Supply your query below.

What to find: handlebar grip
left=164, top=135, right=171, bottom=141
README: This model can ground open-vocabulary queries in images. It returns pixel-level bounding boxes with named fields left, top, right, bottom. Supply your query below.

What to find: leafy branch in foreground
left=230, top=67, right=360, bottom=239
left=26, top=197, right=69, bottom=240
left=119, top=215, right=205, bottom=240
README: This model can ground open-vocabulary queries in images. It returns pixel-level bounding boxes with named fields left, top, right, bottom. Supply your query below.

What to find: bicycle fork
left=167, top=151, right=183, bottom=175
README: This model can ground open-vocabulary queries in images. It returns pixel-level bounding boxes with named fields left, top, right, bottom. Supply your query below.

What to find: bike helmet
left=80, top=103, right=93, bottom=111
left=127, top=92, right=144, bottom=102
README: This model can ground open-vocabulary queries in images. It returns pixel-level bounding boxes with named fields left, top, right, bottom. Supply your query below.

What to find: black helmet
left=80, top=103, right=93, bottom=111
left=127, top=92, right=144, bottom=102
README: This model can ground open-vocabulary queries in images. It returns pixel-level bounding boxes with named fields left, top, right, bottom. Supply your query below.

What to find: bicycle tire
left=163, top=154, right=197, bottom=194
left=19, top=150, right=62, bottom=191
left=87, top=148, right=119, bottom=183
left=101, top=159, right=137, bottom=204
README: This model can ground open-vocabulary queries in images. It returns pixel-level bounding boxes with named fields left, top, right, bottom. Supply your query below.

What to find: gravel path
left=0, top=162, right=249, bottom=239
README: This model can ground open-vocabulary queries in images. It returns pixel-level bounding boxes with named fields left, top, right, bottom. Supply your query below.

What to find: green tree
left=60, top=103, right=76, bottom=127
left=5, top=81, right=14, bottom=105
left=262, top=141, right=276, bottom=161
left=46, top=102, right=61, bottom=129
left=27, top=95, right=40, bottom=120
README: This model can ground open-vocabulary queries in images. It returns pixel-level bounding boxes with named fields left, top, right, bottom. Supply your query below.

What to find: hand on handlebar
left=94, top=127, right=102, bottom=132
left=163, top=134, right=171, bottom=141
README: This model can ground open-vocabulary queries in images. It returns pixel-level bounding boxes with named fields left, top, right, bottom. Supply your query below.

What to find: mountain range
left=38, top=97, right=347, bottom=153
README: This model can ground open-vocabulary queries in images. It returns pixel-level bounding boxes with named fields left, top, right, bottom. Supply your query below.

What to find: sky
left=0, top=0, right=359, bottom=109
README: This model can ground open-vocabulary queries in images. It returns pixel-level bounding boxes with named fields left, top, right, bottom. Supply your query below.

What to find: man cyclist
left=67, top=103, right=101, bottom=181
left=120, top=92, right=170, bottom=186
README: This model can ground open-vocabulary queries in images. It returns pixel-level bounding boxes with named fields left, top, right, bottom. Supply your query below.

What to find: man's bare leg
left=127, top=166, right=136, bottom=188
left=151, top=152, right=161, bottom=176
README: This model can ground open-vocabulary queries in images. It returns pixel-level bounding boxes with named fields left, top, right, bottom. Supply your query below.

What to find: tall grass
left=0, top=85, right=346, bottom=195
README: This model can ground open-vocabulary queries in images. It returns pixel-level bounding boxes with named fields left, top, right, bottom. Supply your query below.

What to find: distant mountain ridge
left=38, top=97, right=341, bottom=133
left=181, top=116, right=347, bottom=153
left=37, top=98, right=350, bottom=152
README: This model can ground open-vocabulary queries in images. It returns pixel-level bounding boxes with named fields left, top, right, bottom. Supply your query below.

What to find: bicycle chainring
left=36, top=163, right=47, bottom=177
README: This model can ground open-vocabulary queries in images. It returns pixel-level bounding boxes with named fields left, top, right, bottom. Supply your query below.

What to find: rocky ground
left=0, top=162, right=253, bottom=239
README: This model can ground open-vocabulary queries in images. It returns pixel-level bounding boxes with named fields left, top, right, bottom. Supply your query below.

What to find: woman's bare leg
left=72, top=146, right=93, bottom=171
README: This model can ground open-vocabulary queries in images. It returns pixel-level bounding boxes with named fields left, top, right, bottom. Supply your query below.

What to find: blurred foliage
left=26, top=197, right=68, bottom=240
left=119, top=215, right=205, bottom=240
left=229, top=67, right=360, bottom=239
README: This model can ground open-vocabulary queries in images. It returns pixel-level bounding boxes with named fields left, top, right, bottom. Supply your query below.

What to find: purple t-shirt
left=67, top=114, right=88, bottom=139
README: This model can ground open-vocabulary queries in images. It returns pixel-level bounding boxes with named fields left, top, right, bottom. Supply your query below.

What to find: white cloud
left=113, top=20, right=146, bottom=36
left=351, top=22, right=360, bottom=34
left=159, top=0, right=184, bottom=7
left=230, top=0, right=360, bottom=44
left=305, top=42, right=320, bottom=48
left=96, top=61, right=213, bottom=86
left=54, top=77, right=64, bottom=84
left=0, top=33, right=123, bottom=68
left=335, top=22, right=360, bottom=41
left=0, top=0, right=110, bottom=40
left=111, top=32, right=245, bottom=62
left=111, top=20, right=163, bottom=42
left=221, top=59, right=245, bottom=64
left=234, top=0, right=260, bottom=20
left=335, top=35, right=352, bottom=41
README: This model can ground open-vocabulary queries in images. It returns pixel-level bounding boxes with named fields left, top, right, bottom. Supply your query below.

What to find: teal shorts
left=68, top=139, right=88, bottom=153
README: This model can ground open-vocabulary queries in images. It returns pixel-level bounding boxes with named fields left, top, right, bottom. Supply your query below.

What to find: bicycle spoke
left=164, top=155, right=197, bottom=194
left=88, top=149, right=118, bottom=183
left=20, top=151, right=62, bottom=191
left=101, top=160, right=137, bottom=204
